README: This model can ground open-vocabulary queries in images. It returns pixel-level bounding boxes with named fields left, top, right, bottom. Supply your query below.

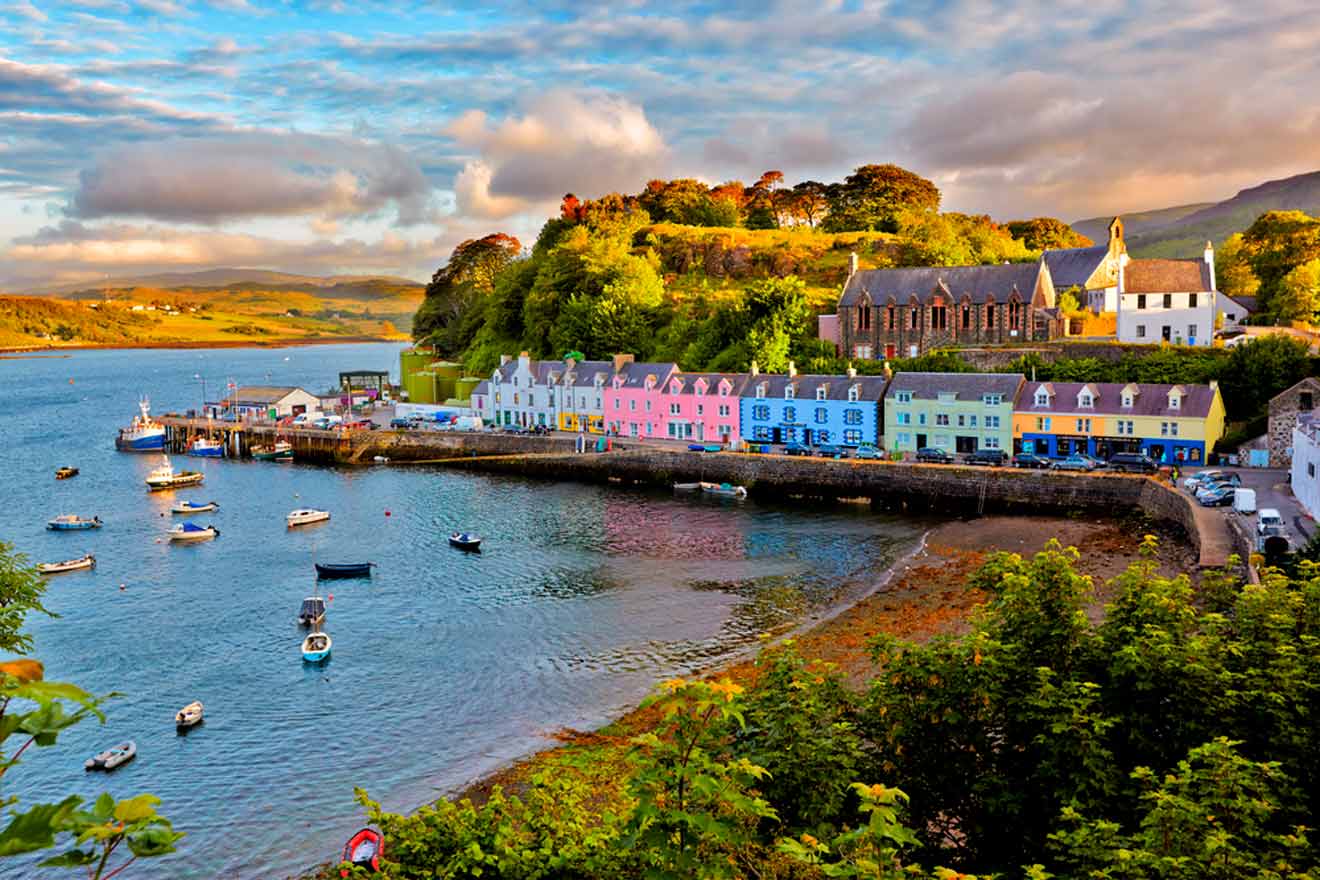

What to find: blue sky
left=2, top=0, right=1320, bottom=287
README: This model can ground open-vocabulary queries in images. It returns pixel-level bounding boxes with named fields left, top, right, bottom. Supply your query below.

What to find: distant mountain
left=1073, top=170, right=1320, bottom=258
left=20, top=268, right=423, bottom=296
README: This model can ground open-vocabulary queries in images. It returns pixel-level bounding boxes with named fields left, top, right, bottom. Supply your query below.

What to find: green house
left=884, top=372, right=1025, bottom=455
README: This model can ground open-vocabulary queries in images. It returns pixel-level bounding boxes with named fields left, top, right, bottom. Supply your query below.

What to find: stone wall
left=1267, top=378, right=1320, bottom=468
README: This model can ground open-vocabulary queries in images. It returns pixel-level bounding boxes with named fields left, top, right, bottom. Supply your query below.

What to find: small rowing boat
left=315, top=562, right=374, bottom=579
left=171, top=500, right=218, bottom=514
left=47, top=514, right=102, bottom=531
left=39, top=554, right=95, bottom=574
left=146, top=456, right=204, bottom=491
left=340, top=827, right=383, bottom=875
left=287, top=508, right=330, bottom=528
left=448, top=532, right=482, bottom=551
left=168, top=522, right=219, bottom=542
left=252, top=440, right=294, bottom=462
left=175, top=701, right=203, bottom=729
left=85, top=741, right=136, bottom=771
left=700, top=481, right=748, bottom=499
left=55, top=466, right=79, bottom=480
left=672, top=482, right=702, bottom=491
left=297, top=596, right=326, bottom=627
left=302, top=631, right=332, bottom=663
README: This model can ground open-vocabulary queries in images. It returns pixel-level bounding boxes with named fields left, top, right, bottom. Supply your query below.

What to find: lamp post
left=194, top=374, right=207, bottom=416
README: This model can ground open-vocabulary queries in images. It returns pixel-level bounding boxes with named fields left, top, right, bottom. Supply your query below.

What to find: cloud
left=447, top=90, right=668, bottom=218
left=6, top=1, right=47, bottom=21
left=69, top=132, right=437, bottom=225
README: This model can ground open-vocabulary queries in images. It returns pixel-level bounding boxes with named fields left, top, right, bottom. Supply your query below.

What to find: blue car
left=783, top=442, right=811, bottom=456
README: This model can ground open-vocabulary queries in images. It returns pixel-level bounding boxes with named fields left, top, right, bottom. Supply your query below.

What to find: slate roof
left=616, top=361, right=679, bottom=389
left=1123, top=259, right=1213, bottom=293
left=839, top=262, right=1044, bottom=308
left=1041, top=245, right=1109, bottom=290
left=667, top=372, right=752, bottom=397
left=743, top=373, right=891, bottom=402
left=472, top=380, right=490, bottom=396
left=232, top=386, right=308, bottom=403
left=565, top=360, right=614, bottom=387
left=1226, top=294, right=1258, bottom=314
left=883, top=372, right=1024, bottom=401
left=1021, top=381, right=1217, bottom=418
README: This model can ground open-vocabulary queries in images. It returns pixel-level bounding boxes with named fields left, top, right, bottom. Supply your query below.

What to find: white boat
left=46, top=514, right=102, bottom=531
left=301, top=631, right=332, bottom=663
left=188, top=437, right=224, bottom=457
left=297, top=596, right=327, bottom=627
left=171, top=500, right=218, bottom=514
left=146, top=456, right=204, bottom=491
left=286, top=508, right=330, bottom=528
left=168, top=522, right=219, bottom=542
left=175, top=700, right=204, bottom=728
left=85, top=741, right=136, bottom=771
left=672, top=482, right=702, bottom=491
left=39, top=554, right=95, bottom=574
left=700, top=481, right=748, bottom=499
left=115, top=397, right=166, bottom=453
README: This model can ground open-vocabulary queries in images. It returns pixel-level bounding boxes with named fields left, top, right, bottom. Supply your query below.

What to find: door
left=1161, top=326, right=1171, bottom=342
left=956, top=435, right=977, bottom=453
left=772, top=427, right=783, bottom=444
left=916, top=433, right=927, bottom=449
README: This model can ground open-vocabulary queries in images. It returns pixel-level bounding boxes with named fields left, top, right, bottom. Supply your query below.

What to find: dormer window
left=719, top=382, right=730, bottom=397
left=1169, top=395, right=1181, bottom=410
left=1122, top=394, right=1133, bottom=407
left=1079, top=393, right=1093, bottom=408
left=816, top=386, right=827, bottom=400
left=1034, top=390, right=1050, bottom=407
left=848, top=386, right=859, bottom=402
left=785, top=386, right=795, bottom=400
left=755, top=384, right=766, bottom=399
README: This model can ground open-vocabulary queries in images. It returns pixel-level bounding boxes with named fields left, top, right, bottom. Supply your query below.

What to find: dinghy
left=175, top=701, right=204, bottom=729
left=146, top=456, right=204, bottom=491
left=672, top=482, right=702, bottom=491
left=315, top=562, right=374, bottom=579
left=448, top=532, right=482, bottom=551
left=700, top=481, right=748, bottom=499
left=297, top=596, right=327, bottom=627
left=55, top=466, right=79, bottom=480
left=287, top=508, right=330, bottom=527
left=302, top=631, right=332, bottom=663
left=47, top=514, right=102, bottom=531
left=85, top=741, right=136, bottom=772
left=168, top=522, right=219, bottom=542
left=39, top=554, right=95, bottom=575
left=171, top=500, right=218, bottom=514
left=340, top=827, right=383, bottom=875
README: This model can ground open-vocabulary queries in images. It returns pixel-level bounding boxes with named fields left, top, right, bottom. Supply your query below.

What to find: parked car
left=1078, top=453, right=1107, bottom=470
left=815, top=444, right=848, bottom=459
left=915, top=447, right=954, bottom=464
left=1012, top=452, right=1051, bottom=470
left=1196, top=479, right=1243, bottom=501
left=783, top=442, right=811, bottom=456
left=1198, top=486, right=1237, bottom=507
left=389, top=417, right=412, bottom=429
left=1107, top=452, right=1159, bottom=473
left=1050, top=455, right=1098, bottom=472
left=966, top=449, right=1008, bottom=467
left=855, top=445, right=883, bottom=460
left=1183, top=469, right=1236, bottom=491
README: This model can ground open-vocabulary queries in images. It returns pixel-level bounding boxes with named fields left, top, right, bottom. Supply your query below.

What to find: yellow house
left=1013, top=380, right=1225, bottom=465
left=555, top=359, right=614, bottom=434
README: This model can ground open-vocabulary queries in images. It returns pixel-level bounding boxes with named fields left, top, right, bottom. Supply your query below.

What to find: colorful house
left=478, top=353, right=563, bottom=428
left=659, top=373, right=748, bottom=444
left=604, top=358, right=680, bottom=438
left=883, top=372, right=1023, bottom=455
left=1013, top=380, right=1225, bottom=464
left=556, top=359, right=615, bottom=433
left=740, top=365, right=888, bottom=447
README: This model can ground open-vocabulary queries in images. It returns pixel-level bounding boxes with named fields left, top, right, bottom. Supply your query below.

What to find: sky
left=2, top=0, right=1320, bottom=288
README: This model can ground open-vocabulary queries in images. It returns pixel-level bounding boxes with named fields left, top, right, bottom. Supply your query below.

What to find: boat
left=47, top=515, right=102, bottom=531
left=39, top=554, right=95, bottom=574
left=171, top=500, right=218, bottom=514
left=297, top=596, right=327, bottom=627
left=448, top=532, right=482, bottom=551
left=187, top=437, right=224, bottom=458
left=175, top=700, right=204, bottom=728
left=146, top=456, right=204, bottom=491
left=287, top=508, right=331, bottom=528
left=340, top=827, right=383, bottom=875
left=302, top=630, right=332, bottom=663
left=115, top=398, right=167, bottom=453
left=168, top=522, right=219, bottom=542
left=55, top=466, right=79, bottom=480
left=700, top=481, right=748, bottom=499
left=315, top=562, right=374, bottom=579
left=84, top=741, right=136, bottom=771
left=252, top=440, right=294, bottom=462
left=672, top=482, right=702, bottom=491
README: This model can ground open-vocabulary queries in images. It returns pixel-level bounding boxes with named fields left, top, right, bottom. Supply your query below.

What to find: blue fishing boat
left=188, top=437, right=224, bottom=457
left=47, top=515, right=102, bottom=531
left=301, top=631, right=332, bottom=663
left=115, top=398, right=166, bottom=453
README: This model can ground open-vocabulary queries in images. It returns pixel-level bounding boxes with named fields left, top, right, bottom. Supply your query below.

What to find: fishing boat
left=47, top=514, right=102, bottom=531
left=315, top=562, right=374, bottom=579
left=146, top=456, right=204, bottom=491
left=672, top=482, right=702, bottom=491
left=175, top=701, right=204, bottom=729
left=297, top=596, right=326, bottom=627
left=168, top=522, right=219, bottom=542
left=115, top=398, right=166, bottom=453
left=39, top=554, right=95, bottom=574
left=252, top=440, right=294, bottom=462
left=700, top=481, right=748, bottom=499
left=301, top=630, right=332, bottom=663
left=171, top=500, right=218, bottom=514
left=287, top=508, right=330, bottom=527
left=340, top=828, right=384, bottom=875
left=448, top=532, right=482, bottom=551
left=84, top=741, right=136, bottom=772
left=187, top=437, right=224, bottom=458
left=55, top=466, right=79, bottom=480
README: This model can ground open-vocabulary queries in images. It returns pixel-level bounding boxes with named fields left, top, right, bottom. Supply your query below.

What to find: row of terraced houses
left=470, top=354, right=1227, bottom=464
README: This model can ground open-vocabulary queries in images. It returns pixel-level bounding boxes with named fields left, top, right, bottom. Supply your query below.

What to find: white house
left=1290, top=414, right=1320, bottom=520
left=485, top=353, right=563, bottom=428
left=1116, top=242, right=1240, bottom=346
left=223, top=386, right=321, bottom=420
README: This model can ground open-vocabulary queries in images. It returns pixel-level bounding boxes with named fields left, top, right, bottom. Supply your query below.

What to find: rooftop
left=840, top=262, right=1044, bottom=307
left=1123, top=258, right=1213, bottom=293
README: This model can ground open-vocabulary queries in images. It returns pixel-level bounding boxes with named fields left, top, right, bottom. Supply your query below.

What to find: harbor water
left=1, top=343, right=933, bottom=878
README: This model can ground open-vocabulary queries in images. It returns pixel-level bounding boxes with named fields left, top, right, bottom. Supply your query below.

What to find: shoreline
left=0, top=335, right=407, bottom=356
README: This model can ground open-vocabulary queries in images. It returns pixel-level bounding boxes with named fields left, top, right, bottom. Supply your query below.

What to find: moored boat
left=301, top=630, right=332, bottom=663
left=297, top=596, right=326, bottom=627
left=340, top=827, right=384, bottom=875
left=146, top=456, right=204, bottom=491
left=175, top=700, right=204, bottom=728
left=47, top=514, right=102, bottom=531
left=115, top=398, right=166, bottom=453
left=55, top=466, right=79, bottom=480
left=287, top=508, right=330, bottom=528
left=85, top=741, right=136, bottom=771
left=252, top=440, right=294, bottom=461
left=171, top=500, right=218, bottom=514
left=700, top=481, right=748, bottom=499
left=168, top=522, right=219, bottom=542
left=39, top=554, right=95, bottom=574
left=188, top=437, right=224, bottom=457
left=672, top=482, right=702, bottom=491
left=448, top=532, right=482, bottom=551
left=315, top=562, right=374, bottom=579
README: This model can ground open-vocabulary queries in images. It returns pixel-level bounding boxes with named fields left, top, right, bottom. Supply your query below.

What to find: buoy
left=119, top=584, right=126, bottom=591
left=68, top=378, right=74, bottom=384
left=328, top=594, right=334, bottom=601
left=384, top=510, right=391, bottom=517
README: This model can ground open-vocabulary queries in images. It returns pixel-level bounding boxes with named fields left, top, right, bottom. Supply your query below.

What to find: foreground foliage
left=351, top=540, right=1320, bottom=878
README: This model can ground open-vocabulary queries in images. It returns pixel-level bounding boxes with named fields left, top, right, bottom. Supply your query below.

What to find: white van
left=1232, top=488, right=1257, bottom=515
left=1257, top=508, right=1284, bottom=534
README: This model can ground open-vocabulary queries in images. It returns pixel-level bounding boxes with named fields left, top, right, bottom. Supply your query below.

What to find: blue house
left=738, top=366, right=888, bottom=447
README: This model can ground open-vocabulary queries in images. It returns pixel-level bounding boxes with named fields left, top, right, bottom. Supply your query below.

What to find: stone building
left=1041, top=217, right=1126, bottom=313
left=1267, top=377, right=1320, bottom=467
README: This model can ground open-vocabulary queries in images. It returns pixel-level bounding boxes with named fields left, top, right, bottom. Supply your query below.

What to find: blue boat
left=301, top=631, right=332, bottom=663
left=47, top=515, right=102, bottom=531
left=188, top=438, right=224, bottom=457
left=115, top=398, right=166, bottom=453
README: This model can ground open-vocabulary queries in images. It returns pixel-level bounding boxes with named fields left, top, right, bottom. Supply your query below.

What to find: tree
left=743, top=276, right=809, bottom=372
left=1273, top=258, right=1320, bottom=324
left=822, top=164, right=940, bottom=233
left=412, top=234, right=522, bottom=351
left=1006, top=217, right=1094, bottom=251
left=1240, top=210, right=1320, bottom=316
left=1215, top=232, right=1260, bottom=301
left=1215, top=333, right=1311, bottom=421
left=789, top=180, right=828, bottom=227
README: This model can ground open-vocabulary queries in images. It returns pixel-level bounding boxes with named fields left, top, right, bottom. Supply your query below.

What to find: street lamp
left=194, top=373, right=207, bottom=415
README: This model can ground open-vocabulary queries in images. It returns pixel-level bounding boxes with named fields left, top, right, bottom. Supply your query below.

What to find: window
left=719, top=385, right=729, bottom=397
left=644, top=400, right=652, bottom=412
left=983, top=436, right=1001, bottom=449
left=1137, top=294, right=1147, bottom=310
left=718, top=404, right=730, bottom=417
left=814, top=407, right=828, bottom=424
left=983, top=394, right=1003, bottom=406
left=1310, top=462, right=1316, bottom=478
left=719, top=424, right=732, bottom=437
left=629, top=399, right=636, bottom=411
left=755, top=385, right=766, bottom=399
left=1079, top=393, right=1093, bottom=408
left=595, top=397, right=601, bottom=408
left=1301, top=392, right=1314, bottom=411
left=1188, top=324, right=1198, bottom=340
left=753, top=404, right=770, bottom=420
left=986, top=303, right=995, bottom=328
left=1189, top=293, right=1198, bottom=308
left=847, top=386, right=859, bottom=402
left=895, top=391, right=913, bottom=404
left=784, top=406, right=797, bottom=422
left=494, top=392, right=501, bottom=404
left=1163, top=294, right=1172, bottom=309
left=896, top=432, right=911, bottom=445
left=961, top=306, right=971, bottom=329
left=854, top=344, right=873, bottom=359
left=1169, top=395, right=1181, bottom=410
left=695, top=384, right=705, bottom=396
left=897, top=412, right=911, bottom=425
left=696, top=404, right=704, bottom=416
left=936, top=413, right=950, bottom=426
left=1034, top=391, right=1050, bottom=406
left=1136, top=325, right=1146, bottom=339
left=932, top=305, right=948, bottom=329
left=1121, top=394, right=1133, bottom=408
left=985, top=415, right=1000, bottom=429
left=754, top=426, right=770, bottom=440
left=918, top=412, right=927, bottom=426
left=818, top=430, right=832, bottom=442
left=844, top=429, right=862, bottom=445
left=910, top=307, right=919, bottom=329
left=1116, top=419, right=1133, bottom=435
left=1160, top=422, right=1169, bottom=436
left=1076, top=418, right=1091, bottom=432
left=785, top=386, right=795, bottom=399
left=816, top=387, right=827, bottom=400
left=1036, top=417, right=1052, bottom=431
left=887, top=304, right=895, bottom=329
left=1170, top=422, right=1179, bottom=436
left=1009, top=301, right=1023, bottom=329
left=957, top=414, right=965, bottom=427
left=969, top=414, right=978, bottom=427
left=646, top=423, right=653, bottom=435
left=858, top=305, right=871, bottom=331
left=844, top=409, right=862, bottom=425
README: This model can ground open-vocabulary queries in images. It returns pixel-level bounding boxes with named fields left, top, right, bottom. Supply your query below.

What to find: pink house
left=660, top=373, right=748, bottom=444
left=603, top=358, right=679, bottom=438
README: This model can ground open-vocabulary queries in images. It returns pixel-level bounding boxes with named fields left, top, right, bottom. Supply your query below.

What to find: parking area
left=1178, top=466, right=1313, bottom=549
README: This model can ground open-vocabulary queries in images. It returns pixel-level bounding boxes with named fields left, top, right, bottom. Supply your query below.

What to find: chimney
left=1204, top=240, right=1216, bottom=291
left=846, top=365, right=857, bottom=379
left=611, top=353, right=635, bottom=373
left=882, top=360, right=893, bottom=380
left=499, top=354, right=512, bottom=366
left=787, top=360, right=797, bottom=378
left=750, top=360, right=759, bottom=377
left=849, top=252, right=858, bottom=276
left=1209, top=379, right=1219, bottom=391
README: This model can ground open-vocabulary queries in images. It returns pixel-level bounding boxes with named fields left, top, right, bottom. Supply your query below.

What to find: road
left=1179, top=465, right=1313, bottom=550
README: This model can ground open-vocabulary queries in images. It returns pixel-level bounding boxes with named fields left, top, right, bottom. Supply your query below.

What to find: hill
left=17, top=267, right=421, bottom=296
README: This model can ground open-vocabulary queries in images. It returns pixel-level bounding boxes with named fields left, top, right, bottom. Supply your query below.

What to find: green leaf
left=0, top=797, right=82, bottom=856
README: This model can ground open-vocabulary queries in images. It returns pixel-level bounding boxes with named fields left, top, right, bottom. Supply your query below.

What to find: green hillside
left=1072, top=203, right=1213, bottom=247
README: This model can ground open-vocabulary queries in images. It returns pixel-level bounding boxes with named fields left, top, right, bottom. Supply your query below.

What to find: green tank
left=399, top=348, right=434, bottom=382
left=454, top=377, right=481, bottom=403
left=405, top=370, right=438, bottom=404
